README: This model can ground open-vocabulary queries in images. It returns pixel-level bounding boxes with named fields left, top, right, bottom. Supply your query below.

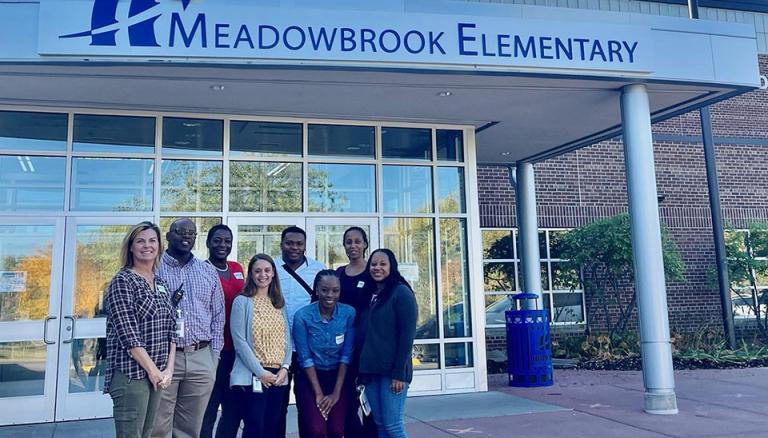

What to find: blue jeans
left=365, top=376, right=409, bottom=438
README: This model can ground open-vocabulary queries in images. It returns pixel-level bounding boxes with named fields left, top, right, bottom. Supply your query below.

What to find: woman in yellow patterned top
left=225, top=254, right=292, bottom=438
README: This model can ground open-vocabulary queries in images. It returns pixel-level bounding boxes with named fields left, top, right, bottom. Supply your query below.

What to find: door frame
left=0, top=216, right=65, bottom=425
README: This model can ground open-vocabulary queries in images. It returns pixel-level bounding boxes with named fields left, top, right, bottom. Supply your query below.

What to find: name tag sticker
left=335, top=334, right=345, bottom=345
left=234, top=272, right=244, bottom=280
left=356, top=281, right=365, bottom=288
left=157, top=284, right=168, bottom=294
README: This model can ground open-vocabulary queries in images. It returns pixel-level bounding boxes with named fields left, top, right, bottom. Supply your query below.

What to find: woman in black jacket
left=358, top=248, right=417, bottom=438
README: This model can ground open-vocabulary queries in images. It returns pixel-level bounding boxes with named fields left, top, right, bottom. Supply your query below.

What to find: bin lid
left=513, top=293, right=539, bottom=301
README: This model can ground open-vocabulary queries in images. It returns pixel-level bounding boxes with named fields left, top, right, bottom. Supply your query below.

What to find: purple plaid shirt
left=157, top=252, right=225, bottom=355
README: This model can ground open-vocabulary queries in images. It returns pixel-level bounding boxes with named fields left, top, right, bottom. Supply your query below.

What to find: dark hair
left=281, top=226, right=306, bottom=242
left=313, top=269, right=340, bottom=292
left=366, top=248, right=412, bottom=292
left=242, top=254, right=285, bottom=309
left=121, top=221, right=164, bottom=270
left=206, top=224, right=232, bottom=245
left=342, top=226, right=369, bottom=246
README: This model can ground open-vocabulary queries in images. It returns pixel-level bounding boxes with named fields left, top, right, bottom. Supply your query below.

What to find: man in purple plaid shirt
left=150, top=218, right=225, bottom=438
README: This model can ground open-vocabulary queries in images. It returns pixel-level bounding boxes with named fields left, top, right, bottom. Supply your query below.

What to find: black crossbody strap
left=283, top=263, right=317, bottom=302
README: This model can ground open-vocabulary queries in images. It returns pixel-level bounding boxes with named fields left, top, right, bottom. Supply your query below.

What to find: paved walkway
left=2, top=368, right=766, bottom=437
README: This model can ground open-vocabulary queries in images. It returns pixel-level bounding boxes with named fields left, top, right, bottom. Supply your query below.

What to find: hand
left=390, top=379, right=405, bottom=394
left=315, top=393, right=330, bottom=420
left=148, top=368, right=164, bottom=391
left=275, top=368, right=288, bottom=386
left=159, top=369, right=173, bottom=389
left=319, top=391, right=340, bottom=417
left=259, top=371, right=277, bottom=388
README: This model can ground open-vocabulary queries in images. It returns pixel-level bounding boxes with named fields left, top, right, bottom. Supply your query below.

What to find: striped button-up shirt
left=157, top=252, right=225, bottom=355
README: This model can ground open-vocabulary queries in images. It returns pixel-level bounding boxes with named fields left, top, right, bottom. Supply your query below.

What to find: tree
left=556, top=214, right=684, bottom=338
left=724, top=222, right=768, bottom=340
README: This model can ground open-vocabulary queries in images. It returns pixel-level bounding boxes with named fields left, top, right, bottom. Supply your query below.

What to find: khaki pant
left=110, top=369, right=161, bottom=438
left=150, top=346, right=217, bottom=438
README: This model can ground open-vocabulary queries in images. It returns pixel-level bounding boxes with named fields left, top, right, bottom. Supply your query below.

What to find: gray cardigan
left=229, top=294, right=292, bottom=387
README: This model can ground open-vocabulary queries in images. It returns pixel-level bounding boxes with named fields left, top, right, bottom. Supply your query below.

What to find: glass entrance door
left=306, top=218, right=379, bottom=269
left=55, top=216, right=151, bottom=421
left=0, top=217, right=64, bottom=425
left=229, top=217, right=306, bottom=269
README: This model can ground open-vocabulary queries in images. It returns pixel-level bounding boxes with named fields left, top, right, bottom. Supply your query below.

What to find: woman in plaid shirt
left=104, top=221, right=177, bottom=438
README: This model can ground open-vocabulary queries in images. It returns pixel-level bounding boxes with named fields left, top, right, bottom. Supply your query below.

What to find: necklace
left=206, top=260, right=229, bottom=272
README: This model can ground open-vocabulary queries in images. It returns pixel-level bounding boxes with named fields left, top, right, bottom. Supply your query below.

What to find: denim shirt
left=292, top=302, right=356, bottom=371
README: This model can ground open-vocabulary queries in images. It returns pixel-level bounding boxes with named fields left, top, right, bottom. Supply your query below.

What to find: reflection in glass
left=161, top=160, right=222, bottom=212
left=0, top=111, right=67, bottom=152
left=163, top=117, right=223, bottom=156
left=441, top=219, right=471, bottom=338
left=0, top=225, right=54, bottom=321
left=482, top=230, right=515, bottom=260
left=436, top=129, right=464, bottom=162
left=69, top=338, right=107, bottom=393
left=483, top=262, right=516, bottom=292
left=384, top=217, right=437, bottom=339
left=231, top=121, right=302, bottom=157
left=71, top=158, right=154, bottom=211
left=445, top=342, right=473, bottom=368
left=74, top=114, right=155, bottom=153
left=313, top=224, right=371, bottom=269
left=308, top=164, right=375, bottom=213
left=308, top=124, right=375, bottom=158
left=548, top=231, right=568, bottom=259
left=230, top=162, right=301, bottom=212
left=0, top=341, right=46, bottom=397
left=382, top=166, right=432, bottom=213
left=382, top=127, right=431, bottom=160
left=436, top=167, right=466, bottom=213
left=0, top=156, right=66, bottom=211
left=236, top=225, right=294, bottom=267
left=485, top=294, right=514, bottom=326
left=74, top=225, right=131, bottom=318
left=551, top=262, right=578, bottom=290
left=160, top=217, right=221, bottom=260
left=412, top=344, right=439, bottom=370
left=541, top=262, right=550, bottom=291
left=553, top=293, right=584, bottom=323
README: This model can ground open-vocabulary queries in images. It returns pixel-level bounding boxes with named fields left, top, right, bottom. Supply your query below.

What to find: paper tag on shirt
left=156, top=284, right=168, bottom=294
left=234, top=272, right=244, bottom=280
left=357, top=281, right=365, bottom=288
left=335, top=334, right=345, bottom=345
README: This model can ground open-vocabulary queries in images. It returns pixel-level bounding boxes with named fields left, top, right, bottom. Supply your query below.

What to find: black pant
left=201, top=350, right=236, bottom=438
left=225, top=368, right=287, bottom=438
left=277, top=353, right=303, bottom=438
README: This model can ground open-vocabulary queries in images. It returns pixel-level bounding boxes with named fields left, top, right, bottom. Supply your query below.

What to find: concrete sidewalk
left=2, top=368, right=766, bottom=437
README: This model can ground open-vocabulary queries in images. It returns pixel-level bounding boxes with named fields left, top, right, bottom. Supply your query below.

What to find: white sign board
left=0, top=271, right=27, bottom=293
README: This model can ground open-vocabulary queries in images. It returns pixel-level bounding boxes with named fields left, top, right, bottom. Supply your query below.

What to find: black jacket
left=358, top=282, right=418, bottom=383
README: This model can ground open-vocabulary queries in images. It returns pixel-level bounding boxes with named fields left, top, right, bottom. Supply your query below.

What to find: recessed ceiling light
left=437, top=91, right=452, bottom=97
left=210, top=84, right=225, bottom=91
left=500, top=151, right=511, bottom=156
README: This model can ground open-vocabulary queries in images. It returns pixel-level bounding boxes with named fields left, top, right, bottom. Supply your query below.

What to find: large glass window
left=384, top=217, right=437, bottom=339
left=0, top=111, right=67, bottom=152
left=308, top=164, right=375, bottom=213
left=436, top=129, right=464, bottom=162
left=308, top=124, right=375, bottom=158
left=0, top=342, right=47, bottom=397
left=71, top=158, right=154, bottom=211
left=74, top=114, right=155, bottom=154
left=230, top=162, right=302, bottom=212
left=160, top=160, right=222, bottom=212
left=382, top=165, right=433, bottom=213
left=0, top=156, right=66, bottom=211
left=231, top=121, right=302, bottom=157
left=0, top=225, right=55, bottom=321
left=382, top=127, right=431, bottom=160
left=163, top=117, right=223, bottom=156
left=436, top=167, right=466, bottom=213
left=441, top=219, right=471, bottom=338
left=482, top=228, right=585, bottom=327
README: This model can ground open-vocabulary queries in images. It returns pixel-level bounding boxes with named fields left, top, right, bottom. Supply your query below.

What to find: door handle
left=62, top=315, right=77, bottom=344
left=43, top=316, right=57, bottom=345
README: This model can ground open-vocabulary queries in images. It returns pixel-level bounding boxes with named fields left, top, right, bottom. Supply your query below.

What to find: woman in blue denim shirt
left=292, top=270, right=356, bottom=438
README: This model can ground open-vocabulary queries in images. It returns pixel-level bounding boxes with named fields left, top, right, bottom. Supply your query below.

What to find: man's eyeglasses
left=172, top=229, right=198, bottom=238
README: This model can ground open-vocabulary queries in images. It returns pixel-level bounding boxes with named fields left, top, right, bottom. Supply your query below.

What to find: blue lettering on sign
left=58, top=3, right=641, bottom=66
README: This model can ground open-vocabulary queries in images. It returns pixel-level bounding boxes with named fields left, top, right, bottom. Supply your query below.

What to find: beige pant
left=150, top=346, right=217, bottom=438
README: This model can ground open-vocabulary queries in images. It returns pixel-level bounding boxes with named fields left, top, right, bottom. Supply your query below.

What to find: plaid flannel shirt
left=104, top=268, right=175, bottom=392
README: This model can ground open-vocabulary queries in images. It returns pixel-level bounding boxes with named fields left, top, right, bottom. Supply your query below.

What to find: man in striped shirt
left=151, top=218, right=225, bottom=438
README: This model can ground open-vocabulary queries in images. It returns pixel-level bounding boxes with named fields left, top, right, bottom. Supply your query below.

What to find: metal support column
left=515, top=162, right=543, bottom=310
left=620, top=84, right=678, bottom=415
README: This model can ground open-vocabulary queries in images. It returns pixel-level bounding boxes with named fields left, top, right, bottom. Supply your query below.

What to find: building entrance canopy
left=0, top=0, right=759, bottom=163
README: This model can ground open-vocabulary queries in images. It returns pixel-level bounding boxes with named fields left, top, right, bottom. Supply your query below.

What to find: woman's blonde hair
left=120, top=221, right=164, bottom=270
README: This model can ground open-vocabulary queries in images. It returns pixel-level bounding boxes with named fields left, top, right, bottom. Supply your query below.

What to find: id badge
left=175, top=308, right=185, bottom=338
left=252, top=375, right=263, bottom=393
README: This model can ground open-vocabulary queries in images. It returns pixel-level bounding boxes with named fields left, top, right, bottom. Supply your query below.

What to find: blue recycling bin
left=505, top=293, right=553, bottom=387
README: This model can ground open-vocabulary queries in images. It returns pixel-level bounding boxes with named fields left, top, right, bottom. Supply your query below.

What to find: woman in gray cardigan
left=224, top=254, right=292, bottom=438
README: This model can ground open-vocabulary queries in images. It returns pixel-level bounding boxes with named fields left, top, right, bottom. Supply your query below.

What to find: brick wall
left=478, top=55, right=768, bottom=353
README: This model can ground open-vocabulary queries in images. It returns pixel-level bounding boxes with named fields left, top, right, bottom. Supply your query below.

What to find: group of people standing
left=104, top=218, right=418, bottom=438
